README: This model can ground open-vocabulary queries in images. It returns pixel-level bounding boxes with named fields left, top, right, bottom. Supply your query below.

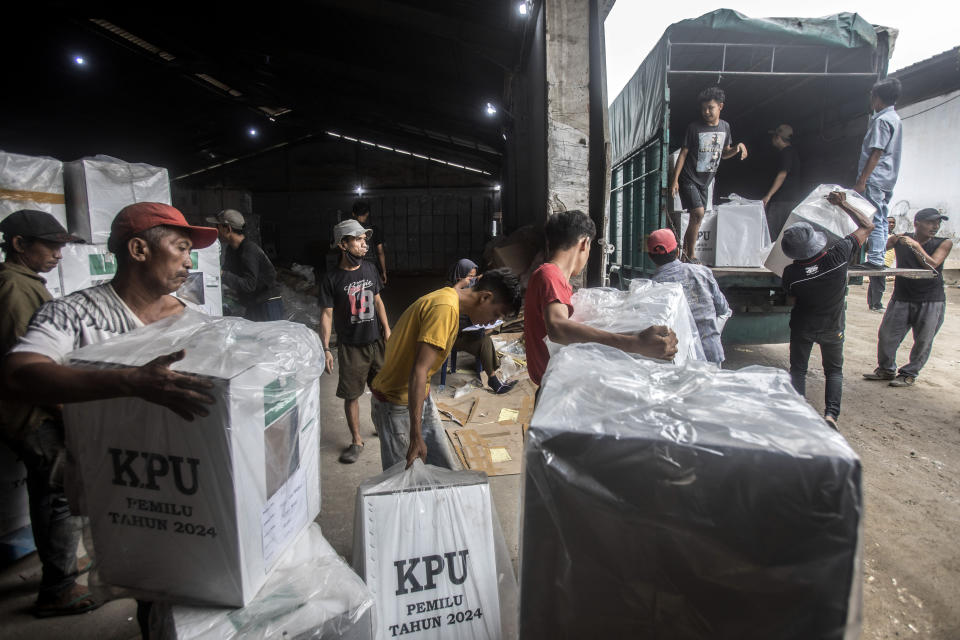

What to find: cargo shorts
left=336, top=339, right=385, bottom=400
left=678, top=179, right=711, bottom=212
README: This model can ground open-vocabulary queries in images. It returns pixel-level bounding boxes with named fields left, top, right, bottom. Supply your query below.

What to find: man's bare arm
left=376, top=244, right=387, bottom=284
left=827, top=191, right=874, bottom=246
left=405, top=342, right=443, bottom=467
left=2, top=351, right=214, bottom=421
left=374, top=293, right=390, bottom=340
left=319, top=307, right=334, bottom=374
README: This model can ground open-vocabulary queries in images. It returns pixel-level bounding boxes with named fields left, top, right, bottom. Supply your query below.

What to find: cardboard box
left=64, top=156, right=171, bottom=244
left=764, top=185, right=874, bottom=277
left=151, top=524, right=375, bottom=640
left=0, top=151, right=68, bottom=228
left=63, top=311, right=322, bottom=606
left=354, top=463, right=506, bottom=640
left=522, top=343, right=863, bottom=639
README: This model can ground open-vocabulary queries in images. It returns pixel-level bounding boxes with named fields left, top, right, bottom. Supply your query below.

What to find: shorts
left=336, top=339, right=385, bottom=400
left=678, top=179, right=711, bottom=212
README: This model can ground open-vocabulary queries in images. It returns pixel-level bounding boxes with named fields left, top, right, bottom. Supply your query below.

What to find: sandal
left=338, top=443, right=364, bottom=464
left=33, top=584, right=101, bottom=618
left=824, top=415, right=839, bottom=431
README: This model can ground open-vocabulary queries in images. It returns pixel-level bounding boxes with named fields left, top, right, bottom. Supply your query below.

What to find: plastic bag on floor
left=150, top=523, right=375, bottom=639
left=764, top=184, right=876, bottom=276
left=63, top=310, right=323, bottom=607
left=545, top=279, right=705, bottom=365
left=353, top=460, right=517, bottom=640
left=521, top=343, right=863, bottom=639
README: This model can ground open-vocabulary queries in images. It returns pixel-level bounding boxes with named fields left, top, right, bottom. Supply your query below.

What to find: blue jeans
left=863, top=184, right=891, bottom=266
left=370, top=393, right=460, bottom=470
left=877, top=300, right=945, bottom=378
left=790, top=329, right=845, bottom=419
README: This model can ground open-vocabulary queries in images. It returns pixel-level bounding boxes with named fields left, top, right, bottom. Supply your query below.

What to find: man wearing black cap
left=207, top=209, right=283, bottom=321
left=1, top=203, right=216, bottom=621
left=762, top=124, right=801, bottom=237
left=780, top=192, right=874, bottom=428
left=864, top=208, right=953, bottom=387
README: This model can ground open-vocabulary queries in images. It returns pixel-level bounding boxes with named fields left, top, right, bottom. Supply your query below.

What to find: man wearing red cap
left=0, top=202, right=217, bottom=620
left=647, top=228, right=731, bottom=365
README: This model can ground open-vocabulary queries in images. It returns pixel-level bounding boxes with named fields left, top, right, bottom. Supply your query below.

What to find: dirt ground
left=0, top=275, right=957, bottom=639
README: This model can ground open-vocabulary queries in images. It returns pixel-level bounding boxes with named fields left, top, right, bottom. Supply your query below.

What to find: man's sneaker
left=889, top=375, right=916, bottom=388
left=863, top=368, right=896, bottom=381
left=859, top=262, right=884, bottom=270
left=870, top=304, right=885, bottom=313
left=338, top=443, right=364, bottom=464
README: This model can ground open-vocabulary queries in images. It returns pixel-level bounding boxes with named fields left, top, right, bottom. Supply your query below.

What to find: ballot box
left=58, top=243, right=117, bottom=295
left=173, top=241, right=223, bottom=316
left=0, top=151, right=68, bottom=228
left=764, top=184, right=875, bottom=276
left=353, top=461, right=517, bottom=640
left=714, top=195, right=772, bottom=267
left=521, top=343, right=863, bottom=640
left=679, top=210, right=717, bottom=265
left=65, top=155, right=171, bottom=244
left=150, top=524, right=375, bottom=640
left=63, top=311, right=323, bottom=606
left=546, top=279, right=705, bottom=365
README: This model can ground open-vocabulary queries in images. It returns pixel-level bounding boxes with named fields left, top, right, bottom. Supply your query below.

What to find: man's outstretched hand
left=405, top=436, right=427, bottom=469
left=633, top=325, right=679, bottom=361
left=128, top=350, right=215, bottom=421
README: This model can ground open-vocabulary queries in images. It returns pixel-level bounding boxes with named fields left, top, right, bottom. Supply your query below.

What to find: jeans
left=863, top=185, right=891, bottom=266
left=14, top=420, right=82, bottom=601
left=371, top=393, right=460, bottom=470
left=877, top=300, right=946, bottom=378
left=246, top=296, right=284, bottom=322
left=868, top=275, right=886, bottom=309
left=790, top=329, right=845, bottom=419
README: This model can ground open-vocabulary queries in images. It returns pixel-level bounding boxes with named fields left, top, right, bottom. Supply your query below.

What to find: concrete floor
left=2, top=275, right=958, bottom=638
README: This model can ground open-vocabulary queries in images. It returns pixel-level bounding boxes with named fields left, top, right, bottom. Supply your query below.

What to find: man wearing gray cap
left=780, top=192, right=874, bottom=428
left=319, top=219, right=390, bottom=463
left=762, top=124, right=801, bottom=237
left=207, top=209, right=283, bottom=321
left=864, top=208, right=953, bottom=387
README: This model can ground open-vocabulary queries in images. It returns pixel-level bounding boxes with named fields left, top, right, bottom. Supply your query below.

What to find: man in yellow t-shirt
left=371, top=268, right=521, bottom=469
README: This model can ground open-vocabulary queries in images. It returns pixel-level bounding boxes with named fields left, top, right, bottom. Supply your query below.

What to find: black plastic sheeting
left=609, top=9, right=882, bottom=165
left=520, top=343, right=862, bottom=639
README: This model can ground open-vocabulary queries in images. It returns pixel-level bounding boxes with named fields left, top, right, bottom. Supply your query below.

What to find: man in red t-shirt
left=524, top=210, right=679, bottom=389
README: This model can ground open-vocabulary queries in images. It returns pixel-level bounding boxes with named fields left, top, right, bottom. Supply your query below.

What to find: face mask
left=343, top=250, right=363, bottom=267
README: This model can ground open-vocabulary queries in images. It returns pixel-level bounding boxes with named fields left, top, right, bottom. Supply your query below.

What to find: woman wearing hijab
left=448, top=259, right=516, bottom=394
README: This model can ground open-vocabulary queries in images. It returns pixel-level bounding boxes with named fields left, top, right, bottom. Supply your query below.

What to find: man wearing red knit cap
left=0, top=202, right=217, bottom=620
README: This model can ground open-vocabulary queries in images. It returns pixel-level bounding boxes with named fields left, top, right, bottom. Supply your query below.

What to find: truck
left=605, top=9, right=898, bottom=344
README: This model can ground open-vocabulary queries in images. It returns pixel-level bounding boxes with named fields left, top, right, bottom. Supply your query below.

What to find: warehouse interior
left=2, top=2, right=551, bottom=274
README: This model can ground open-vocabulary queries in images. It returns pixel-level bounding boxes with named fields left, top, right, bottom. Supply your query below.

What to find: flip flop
left=33, top=588, right=101, bottom=618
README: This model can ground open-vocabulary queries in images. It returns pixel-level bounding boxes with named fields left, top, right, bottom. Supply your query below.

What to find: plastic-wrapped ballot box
left=679, top=210, right=717, bottom=265
left=1, top=151, right=68, bottom=228
left=64, top=155, right=171, bottom=244
left=174, top=241, right=223, bottom=316
left=764, top=184, right=875, bottom=277
left=546, top=279, right=706, bottom=365
left=63, top=310, right=322, bottom=606
left=521, top=343, right=863, bottom=640
left=150, top=524, right=375, bottom=640
left=353, top=461, right=518, bottom=640
left=714, top=195, right=772, bottom=267
left=59, top=243, right=117, bottom=295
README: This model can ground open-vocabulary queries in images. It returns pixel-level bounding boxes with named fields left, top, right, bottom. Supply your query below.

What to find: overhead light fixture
left=485, top=102, right=497, bottom=116
left=74, top=56, right=86, bottom=66
left=356, top=186, right=364, bottom=195
left=494, top=184, right=502, bottom=191
left=518, top=1, right=530, bottom=16
left=248, top=128, right=258, bottom=137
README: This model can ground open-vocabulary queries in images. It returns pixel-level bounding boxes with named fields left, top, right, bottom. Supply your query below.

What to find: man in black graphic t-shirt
left=319, top=219, right=391, bottom=463
left=781, top=191, right=874, bottom=428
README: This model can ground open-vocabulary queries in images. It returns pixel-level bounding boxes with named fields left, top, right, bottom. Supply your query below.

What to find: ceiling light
left=74, top=56, right=86, bottom=66
left=485, top=102, right=497, bottom=117
left=356, top=186, right=364, bottom=195
left=248, top=128, right=258, bottom=137
left=494, top=184, right=502, bottom=191
left=518, top=2, right=529, bottom=16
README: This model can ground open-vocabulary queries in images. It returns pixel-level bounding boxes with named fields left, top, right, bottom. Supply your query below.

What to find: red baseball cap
left=647, top=229, right=678, bottom=254
left=107, top=202, right=218, bottom=254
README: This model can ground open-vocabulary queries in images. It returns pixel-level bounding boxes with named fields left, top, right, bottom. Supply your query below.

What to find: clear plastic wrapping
left=149, top=523, right=375, bottom=640
left=715, top=194, right=772, bottom=267
left=353, top=461, right=518, bottom=640
left=764, top=184, right=876, bottom=276
left=64, top=155, right=172, bottom=244
left=521, top=343, right=863, bottom=639
left=546, top=280, right=705, bottom=365
left=0, top=150, right=68, bottom=227
left=63, top=310, right=323, bottom=606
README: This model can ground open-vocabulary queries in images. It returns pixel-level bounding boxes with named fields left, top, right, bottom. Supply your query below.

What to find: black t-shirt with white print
left=318, top=261, right=382, bottom=345
left=781, top=234, right=862, bottom=335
